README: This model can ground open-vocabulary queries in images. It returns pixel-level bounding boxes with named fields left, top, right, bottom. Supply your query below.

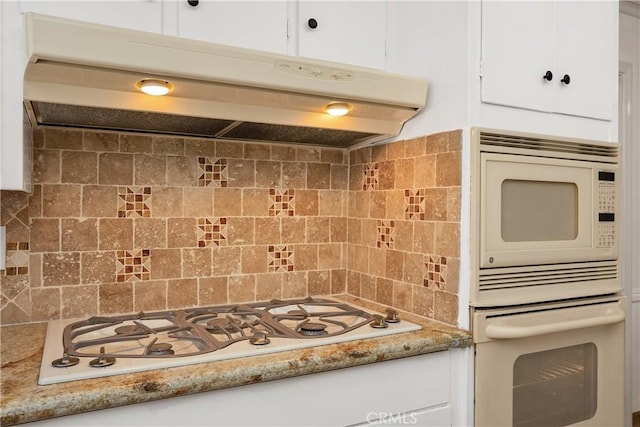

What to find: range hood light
left=323, top=102, right=352, bottom=117
left=136, top=79, right=174, bottom=96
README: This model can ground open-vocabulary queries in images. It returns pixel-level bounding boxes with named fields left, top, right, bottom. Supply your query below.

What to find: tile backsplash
left=0, top=128, right=461, bottom=326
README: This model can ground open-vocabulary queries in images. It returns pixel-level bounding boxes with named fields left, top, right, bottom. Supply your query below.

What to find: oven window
left=501, top=180, right=578, bottom=242
left=513, top=343, right=597, bottom=427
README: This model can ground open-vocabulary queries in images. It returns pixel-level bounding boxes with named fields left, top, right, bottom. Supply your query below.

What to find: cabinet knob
left=307, top=18, right=318, bottom=29
left=543, top=70, right=553, bottom=81
left=187, top=0, right=199, bottom=6
left=561, top=74, right=571, bottom=85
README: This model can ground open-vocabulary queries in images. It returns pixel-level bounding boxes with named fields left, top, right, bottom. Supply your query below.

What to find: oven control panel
left=596, top=170, right=616, bottom=248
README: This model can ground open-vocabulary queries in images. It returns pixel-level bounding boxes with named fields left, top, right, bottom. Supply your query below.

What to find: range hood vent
left=23, top=14, right=428, bottom=148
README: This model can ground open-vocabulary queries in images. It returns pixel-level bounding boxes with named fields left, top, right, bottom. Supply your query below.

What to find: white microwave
left=471, top=128, right=620, bottom=306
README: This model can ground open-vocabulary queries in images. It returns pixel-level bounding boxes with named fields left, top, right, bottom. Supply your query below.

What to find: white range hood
left=23, top=13, right=429, bottom=147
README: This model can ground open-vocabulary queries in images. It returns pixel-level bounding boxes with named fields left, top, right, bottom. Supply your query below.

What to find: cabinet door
left=480, top=1, right=555, bottom=113
left=18, top=1, right=162, bottom=33
left=176, top=1, right=288, bottom=54
left=553, top=1, right=617, bottom=121
left=297, top=1, right=386, bottom=69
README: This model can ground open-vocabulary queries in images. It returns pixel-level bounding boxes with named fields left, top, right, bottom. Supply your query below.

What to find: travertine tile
left=183, top=187, right=214, bottom=217
left=241, top=245, right=268, bottom=274
left=30, top=287, right=61, bottom=320
left=368, top=247, right=386, bottom=278
left=134, top=154, right=166, bottom=186
left=375, top=277, right=393, bottom=305
left=414, top=155, right=436, bottom=188
left=318, top=243, right=341, bottom=270
left=434, top=290, right=457, bottom=325
left=321, top=148, right=345, bottom=164
left=120, top=134, right=153, bottom=153
left=395, top=158, right=414, bottom=189
left=347, top=270, right=361, bottom=296
left=244, top=143, right=270, bottom=160
left=256, top=272, right=283, bottom=301
left=211, top=246, right=241, bottom=275
left=318, top=190, right=343, bottom=217
left=99, top=218, right=133, bottom=250
left=352, top=147, right=371, bottom=164
left=33, top=150, right=60, bottom=184
left=61, top=218, right=98, bottom=251
left=81, top=251, right=116, bottom=284
left=61, top=151, right=97, bottom=184
left=45, top=128, right=82, bottom=150
left=28, top=185, right=43, bottom=218
left=294, top=244, right=317, bottom=271
left=447, top=130, right=462, bottom=151
left=330, top=269, right=346, bottom=294
left=184, top=138, right=216, bottom=157
left=228, top=275, right=256, bottom=303
left=82, top=185, right=117, bottom=217
left=99, top=282, right=133, bottom=314
left=281, top=162, right=306, bottom=188
left=435, top=222, right=460, bottom=257
left=348, top=164, right=364, bottom=191
left=425, top=131, right=449, bottom=154
left=166, top=156, right=197, bottom=187
left=307, top=217, right=331, bottom=243
left=255, top=161, right=280, bottom=188
left=271, top=145, right=296, bottom=161
left=424, top=188, right=448, bottom=221
left=61, top=285, right=98, bottom=318
left=198, top=277, right=227, bottom=305
left=42, top=252, right=80, bottom=286
left=151, top=187, right=183, bottom=217
left=29, top=219, right=60, bottom=253
left=393, top=221, right=413, bottom=252
left=167, top=278, right=198, bottom=308
left=153, top=136, right=185, bottom=156
left=227, top=217, right=255, bottom=245
left=360, top=274, right=376, bottom=301
left=370, top=144, right=386, bottom=162
left=293, top=190, right=318, bottom=216
left=386, top=140, right=405, bottom=160
left=385, top=190, right=405, bottom=220
left=255, top=218, right=280, bottom=245
left=150, top=249, right=182, bottom=279
left=167, top=218, right=196, bottom=248
left=385, top=250, right=403, bottom=281
left=405, top=136, right=426, bottom=157
left=308, top=270, right=330, bottom=296
left=29, top=254, right=42, bottom=287
left=42, top=185, right=81, bottom=217
left=134, top=280, right=167, bottom=311
left=307, top=163, right=331, bottom=189
left=281, top=217, right=306, bottom=243
left=377, top=161, right=395, bottom=190
left=182, top=248, right=212, bottom=277
left=330, top=165, right=348, bottom=190
left=447, top=187, right=461, bottom=222
left=282, top=271, right=307, bottom=298
left=227, top=159, right=255, bottom=187
left=403, top=252, right=425, bottom=285
left=213, top=188, right=242, bottom=216
left=330, top=217, right=347, bottom=243
left=393, top=282, right=413, bottom=312
left=134, top=218, right=167, bottom=249
left=296, top=147, right=320, bottom=162
left=243, top=189, right=269, bottom=216
left=84, top=131, right=119, bottom=152
left=99, top=153, right=133, bottom=185
left=436, top=151, right=461, bottom=187
left=413, top=221, right=435, bottom=254
left=412, top=286, right=434, bottom=318
left=216, top=140, right=244, bottom=159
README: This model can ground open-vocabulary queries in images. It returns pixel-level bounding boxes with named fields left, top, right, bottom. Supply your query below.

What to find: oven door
left=473, top=295, right=625, bottom=427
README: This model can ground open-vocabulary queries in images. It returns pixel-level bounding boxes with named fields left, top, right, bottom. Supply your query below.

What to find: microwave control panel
left=596, top=170, right=616, bottom=248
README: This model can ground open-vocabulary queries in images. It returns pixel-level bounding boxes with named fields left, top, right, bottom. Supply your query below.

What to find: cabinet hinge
left=479, top=60, right=484, bottom=79
left=286, top=19, right=290, bottom=40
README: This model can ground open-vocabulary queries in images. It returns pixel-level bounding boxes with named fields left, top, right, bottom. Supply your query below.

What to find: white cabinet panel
left=176, top=0, right=288, bottom=54
left=297, top=1, right=386, bottom=70
left=18, top=1, right=162, bottom=32
left=480, top=0, right=617, bottom=121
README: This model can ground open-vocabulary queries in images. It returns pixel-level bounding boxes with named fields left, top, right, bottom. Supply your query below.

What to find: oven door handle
left=484, top=305, right=625, bottom=339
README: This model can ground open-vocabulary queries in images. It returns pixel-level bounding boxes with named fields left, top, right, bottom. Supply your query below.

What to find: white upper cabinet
left=18, top=1, right=163, bottom=32
left=480, top=1, right=617, bottom=121
left=296, top=1, right=386, bottom=70
left=176, top=0, right=289, bottom=54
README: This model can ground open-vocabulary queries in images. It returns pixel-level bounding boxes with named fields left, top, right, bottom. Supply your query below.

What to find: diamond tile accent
left=376, top=220, right=395, bottom=248
left=116, top=249, right=151, bottom=282
left=424, top=255, right=447, bottom=289
left=117, top=186, right=152, bottom=218
left=405, top=189, right=426, bottom=220
left=269, top=189, right=295, bottom=217
left=198, top=157, right=228, bottom=187
left=197, top=217, right=228, bottom=247
left=363, top=163, right=379, bottom=190
left=5, top=242, right=29, bottom=276
left=268, top=245, right=294, bottom=272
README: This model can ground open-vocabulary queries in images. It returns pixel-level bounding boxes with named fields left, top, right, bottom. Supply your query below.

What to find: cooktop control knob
left=249, top=331, right=271, bottom=346
left=385, top=308, right=400, bottom=323
left=370, top=315, right=388, bottom=329
left=89, top=347, right=116, bottom=368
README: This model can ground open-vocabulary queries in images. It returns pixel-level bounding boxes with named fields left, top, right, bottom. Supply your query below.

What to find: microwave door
left=480, top=153, right=598, bottom=268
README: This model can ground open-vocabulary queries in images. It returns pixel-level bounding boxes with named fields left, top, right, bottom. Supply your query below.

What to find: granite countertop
left=0, top=296, right=472, bottom=426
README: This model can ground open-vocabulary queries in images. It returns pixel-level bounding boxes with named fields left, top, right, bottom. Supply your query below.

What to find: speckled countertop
left=0, top=296, right=472, bottom=426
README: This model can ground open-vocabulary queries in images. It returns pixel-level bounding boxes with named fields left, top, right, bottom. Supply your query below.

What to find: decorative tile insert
left=118, top=186, right=152, bottom=218
left=268, top=245, right=294, bottom=272
left=404, top=189, right=426, bottom=220
left=376, top=220, right=395, bottom=248
left=116, top=249, right=151, bottom=282
left=269, top=189, right=295, bottom=217
left=4, top=242, right=29, bottom=275
left=363, top=163, right=379, bottom=190
left=198, top=157, right=228, bottom=187
left=424, top=255, right=447, bottom=289
left=197, top=217, right=228, bottom=247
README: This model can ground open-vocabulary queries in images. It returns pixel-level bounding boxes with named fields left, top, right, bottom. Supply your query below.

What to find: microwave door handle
left=484, top=307, right=625, bottom=340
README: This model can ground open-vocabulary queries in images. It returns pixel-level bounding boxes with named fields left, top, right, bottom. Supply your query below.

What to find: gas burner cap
left=299, top=322, right=328, bottom=336
left=205, top=318, right=235, bottom=331
left=287, top=309, right=307, bottom=319
left=115, top=325, right=145, bottom=335
left=249, top=332, right=271, bottom=345
left=148, top=342, right=174, bottom=356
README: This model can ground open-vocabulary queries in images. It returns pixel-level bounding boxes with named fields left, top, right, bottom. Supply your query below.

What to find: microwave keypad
left=597, top=176, right=616, bottom=248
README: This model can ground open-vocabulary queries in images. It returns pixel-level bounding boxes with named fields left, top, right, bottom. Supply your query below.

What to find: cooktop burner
left=39, top=297, right=421, bottom=385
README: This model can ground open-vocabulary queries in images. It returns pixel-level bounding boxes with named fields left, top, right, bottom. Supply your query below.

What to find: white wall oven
left=470, top=128, right=626, bottom=427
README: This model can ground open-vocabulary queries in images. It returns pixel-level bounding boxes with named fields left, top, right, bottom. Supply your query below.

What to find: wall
left=619, top=4, right=640, bottom=414
left=0, top=127, right=462, bottom=326
left=347, top=131, right=461, bottom=325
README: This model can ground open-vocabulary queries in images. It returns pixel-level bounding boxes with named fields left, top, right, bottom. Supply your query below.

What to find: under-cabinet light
left=136, top=79, right=174, bottom=96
